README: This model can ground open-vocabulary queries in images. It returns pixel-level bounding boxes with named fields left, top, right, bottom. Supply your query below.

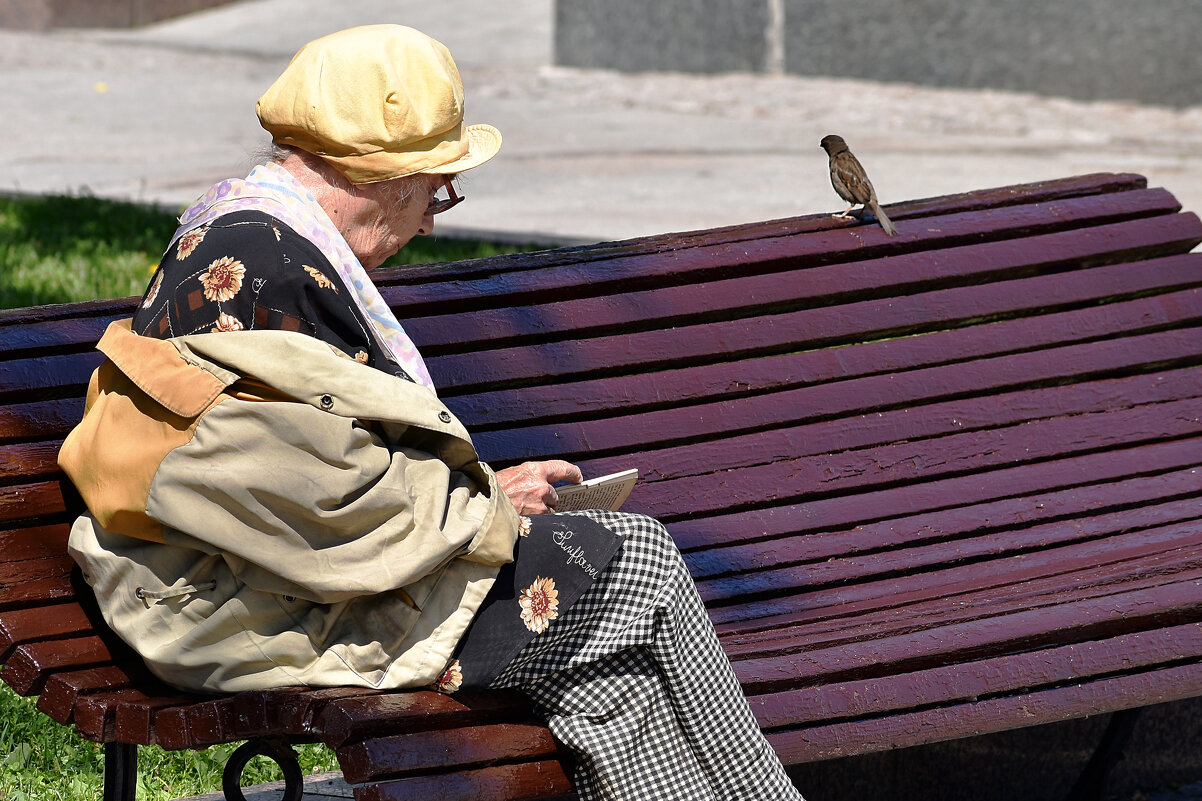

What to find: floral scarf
left=170, top=162, right=435, bottom=390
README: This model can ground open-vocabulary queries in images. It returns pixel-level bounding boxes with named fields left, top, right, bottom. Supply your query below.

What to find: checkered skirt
left=489, top=510, right=805, bottom=801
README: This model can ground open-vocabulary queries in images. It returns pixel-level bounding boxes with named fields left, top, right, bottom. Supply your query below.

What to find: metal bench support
left=222, top=736, right=304, bottom=801
left=103, top=742, right=138, bottom=801
left=1064, top=707, right=1142, bottom=801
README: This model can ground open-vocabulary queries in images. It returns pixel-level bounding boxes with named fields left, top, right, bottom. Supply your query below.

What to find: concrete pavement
left=2, top=0, right=1201, bottom=246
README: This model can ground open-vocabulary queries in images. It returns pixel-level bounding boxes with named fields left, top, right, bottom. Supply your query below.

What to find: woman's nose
left=417, top=211, right=435, bottom=237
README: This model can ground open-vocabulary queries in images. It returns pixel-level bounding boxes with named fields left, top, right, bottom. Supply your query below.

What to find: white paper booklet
left=555, top=468, right=639, bottom=512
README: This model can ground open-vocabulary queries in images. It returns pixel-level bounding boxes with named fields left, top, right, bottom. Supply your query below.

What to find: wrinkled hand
left=496, top=460, right=583, bottom=515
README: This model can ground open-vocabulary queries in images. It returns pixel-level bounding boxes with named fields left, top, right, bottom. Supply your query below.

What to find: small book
left=555, top=468, right=639, bottom=512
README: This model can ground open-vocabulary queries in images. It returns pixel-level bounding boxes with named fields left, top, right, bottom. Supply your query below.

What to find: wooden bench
left=2, top=172, right=1200, bottom=801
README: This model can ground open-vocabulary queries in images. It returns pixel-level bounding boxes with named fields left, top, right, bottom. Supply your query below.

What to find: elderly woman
left=59, top=25, right=805, bottom=801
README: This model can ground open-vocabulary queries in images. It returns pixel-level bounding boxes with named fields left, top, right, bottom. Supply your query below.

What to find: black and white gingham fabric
left=491, top=510, right=805, bottom=801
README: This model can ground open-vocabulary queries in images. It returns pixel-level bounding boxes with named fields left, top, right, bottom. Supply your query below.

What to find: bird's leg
left=832, top=203, right=857, bottom=220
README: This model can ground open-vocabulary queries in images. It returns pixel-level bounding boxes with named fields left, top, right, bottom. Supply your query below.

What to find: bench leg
left=1063, top=707, right=1142, bottom=801
left=222, top=736, right=304, bottom=801
left=103, top=742, right=138, bottom=801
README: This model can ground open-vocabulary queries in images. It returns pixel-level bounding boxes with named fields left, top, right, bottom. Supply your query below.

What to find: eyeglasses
left=426, top=179, right=464, bottom=216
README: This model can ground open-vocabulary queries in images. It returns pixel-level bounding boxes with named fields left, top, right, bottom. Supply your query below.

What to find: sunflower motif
left=431, top=659, right=463, bottom=694
left=304, top=265, right=337, bottom=291
left=176, top=227, right=208, bottom=260
left=519, top=576, right=559, bottom=634
left=142, top=269, right=164, bottom=309
left=211, top=312, right=244, bottom=333
left=518, top=516, right=532, bottom=538
left=199, top=257, right=246, bottom=303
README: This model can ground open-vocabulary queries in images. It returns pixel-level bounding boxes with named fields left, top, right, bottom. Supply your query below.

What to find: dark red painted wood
left=464, top=325, right=1202, bottom=472
left=338, top=723, right=558, bottom=783
left=36, top=666, right=134, bottom=726
left=2, top=635, right=114, bottom=695
left=71, top=688, right=155, bottom=742
left=751, top=622, right=1202, bottom=730
left=318, top=690, right=533, bottom=749
left=376, top=195, right=1199, bottom=320
left=628, top=367, right=1202, bottom=518
left=721, top=531, right=1202, bottom=655
left=0, top=441, right=63, bottom=481
left=638, top=396, right=1201, bottom=526
left=0, top=602, right=92, bottom=661
left=113, top=695, right=196, bottom=746
left=0, top=398, right=83, bottom=441
left=692, top=468, right=1202, bottom=585
left=0, top=481, right=68, bottom=524
left=408, top=216, right=1202, bottom=355
left=0, top=173, right=1198, bottom=797
left=354, top=760, right=574, bottom=801
left=732, top=577, right=1202, bottom=692
left=671, top=436, right=1202, bottom=555
left=766, top=662, right=1202, bottom=764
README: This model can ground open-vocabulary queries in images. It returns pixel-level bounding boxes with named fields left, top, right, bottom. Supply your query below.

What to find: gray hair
left=267, top=144, right=430, bottom=216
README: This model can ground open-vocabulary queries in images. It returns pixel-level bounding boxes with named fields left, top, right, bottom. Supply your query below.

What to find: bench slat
left=2, top=634, right=114, bottom=695
left=0, top=601, right=92, bottom=662
left=613, top=366, right=1202, bottom=494
left=73, top=689, right=166, bottom=742
left=318, top=690, right=533, bottom=750
left=0, top=481, right=68, bottom=526
left=642, top=394, right=1201, bottom=525
left=754, top=622, right=1202, bottom=730
left=733, top=575, right=1202, bottom=691
left=378, top=193, right=1197, bottom=320
left=675, top=435, right=1202, bottom=556
left=766, top=660, right=1202, bottom=764
left=481, top=325, right=1202, bottom=471
left=458, top=271, right=1202, bottom=437
left=0, top=441, right=63, bottom=482
left=699, top=479, right=1202, bottom=594
left=725, top=530, right=1202, bottom=655
left=409, top=208, right=1200, bottom=355
left=0, top=398, right=83, bottom=444
left=337, top=723, right=558, bottom=784
left=37, top=666, right=135, bottom=726
left=353, top=759, right=573, bottom=801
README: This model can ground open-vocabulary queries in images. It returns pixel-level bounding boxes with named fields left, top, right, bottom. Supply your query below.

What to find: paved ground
left=3, top=0, right=1201, bottom=246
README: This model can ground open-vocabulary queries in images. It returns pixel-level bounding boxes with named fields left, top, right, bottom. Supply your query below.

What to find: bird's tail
left=870, top=201, right=898, bottom=236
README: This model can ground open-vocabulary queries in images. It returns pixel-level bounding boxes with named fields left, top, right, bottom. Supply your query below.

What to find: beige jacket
left=60, top=320, right=519, bottom=693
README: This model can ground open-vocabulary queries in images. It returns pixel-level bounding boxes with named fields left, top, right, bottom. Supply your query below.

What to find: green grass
left=0, top=193, right=543, bottom=797
left=0, top=193, right=541, bottom=310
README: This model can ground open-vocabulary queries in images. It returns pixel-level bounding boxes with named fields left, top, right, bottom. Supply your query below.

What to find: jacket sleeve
left=144, top=394, right=518, bottom=604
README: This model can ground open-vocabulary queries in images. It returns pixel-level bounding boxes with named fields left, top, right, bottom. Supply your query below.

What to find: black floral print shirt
left=133, top=210, right=413, bottom=381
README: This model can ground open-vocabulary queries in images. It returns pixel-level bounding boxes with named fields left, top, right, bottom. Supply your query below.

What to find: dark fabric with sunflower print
left=432, top=512, right=624, bottom=693
left=132, top=210, right=413, bottom=381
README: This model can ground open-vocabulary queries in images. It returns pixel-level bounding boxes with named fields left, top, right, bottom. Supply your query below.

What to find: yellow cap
left=256, top=25, right=502, bottom=184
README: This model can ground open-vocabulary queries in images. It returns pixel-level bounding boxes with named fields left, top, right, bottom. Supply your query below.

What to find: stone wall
left=0, top=0, right=239, bottom=30
left=555, top=0, right=1200, bottom=106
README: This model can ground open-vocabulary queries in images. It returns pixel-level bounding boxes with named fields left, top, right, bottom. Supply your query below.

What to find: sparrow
left=819, top=134, right=897, bottom=236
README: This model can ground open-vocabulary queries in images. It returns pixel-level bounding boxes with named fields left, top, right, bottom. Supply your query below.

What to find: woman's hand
left=495, top=460, right=583, bottom=515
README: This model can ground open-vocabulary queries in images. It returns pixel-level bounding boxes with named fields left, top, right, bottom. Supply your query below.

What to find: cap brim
left=422, top=124, right=502, bottom=174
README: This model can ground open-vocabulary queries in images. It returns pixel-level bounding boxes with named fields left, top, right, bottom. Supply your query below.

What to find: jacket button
left=438, top=411, right=452, bottom=423
left=320, top=394, right=334, bottom=410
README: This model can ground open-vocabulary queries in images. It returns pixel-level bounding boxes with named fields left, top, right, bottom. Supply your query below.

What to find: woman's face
left=341, top=174, right=443, bottom=269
